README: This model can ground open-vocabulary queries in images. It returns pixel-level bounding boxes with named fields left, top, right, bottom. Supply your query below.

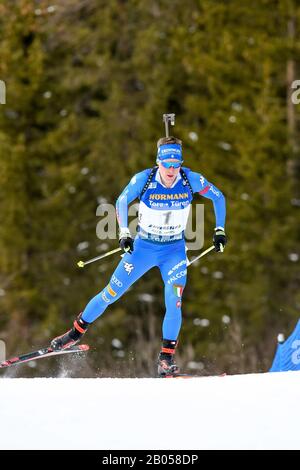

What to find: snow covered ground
left=0, top=371, right=299, bottom=450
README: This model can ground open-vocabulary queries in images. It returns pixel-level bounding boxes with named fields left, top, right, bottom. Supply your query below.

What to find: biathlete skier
left=50, top=136, right=227, bottom=376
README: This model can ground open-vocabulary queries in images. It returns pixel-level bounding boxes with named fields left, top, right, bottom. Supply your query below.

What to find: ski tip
left=0, top=361, right=9, bottom=369
left=0, top=357, right=18, bottom=368
left=0, top=344, right=90, bottom=369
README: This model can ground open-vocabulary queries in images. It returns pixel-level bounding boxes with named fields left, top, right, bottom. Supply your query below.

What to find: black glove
left=119, top=228, right=134, bottom=254
left=213, top=228, right=227, bottom=252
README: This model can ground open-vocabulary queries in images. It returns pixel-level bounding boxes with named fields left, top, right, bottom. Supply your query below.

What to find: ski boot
left=50, top=313, right=89, bottom=350
left=157, top=339, right=179, bottom=377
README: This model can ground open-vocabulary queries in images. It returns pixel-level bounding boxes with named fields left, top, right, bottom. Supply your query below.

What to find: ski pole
left=186, top=245, right=216, bottom=267
left=77, top=247, right=122, bottom=268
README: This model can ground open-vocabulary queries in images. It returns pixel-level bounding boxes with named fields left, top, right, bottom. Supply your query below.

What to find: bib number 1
left=163, top=211, right=171, bottom=224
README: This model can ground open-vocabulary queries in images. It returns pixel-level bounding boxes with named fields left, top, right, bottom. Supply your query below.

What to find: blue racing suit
left=81, top=167, right=226, bottom=341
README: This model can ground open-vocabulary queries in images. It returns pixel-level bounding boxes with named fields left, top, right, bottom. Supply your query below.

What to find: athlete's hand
left=213, top=228, right=227, bottom=252
left=119, top=228, right=134, bottom=254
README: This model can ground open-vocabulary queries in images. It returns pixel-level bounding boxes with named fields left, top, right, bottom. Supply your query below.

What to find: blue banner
left=269, top=319, right=300, bottom=372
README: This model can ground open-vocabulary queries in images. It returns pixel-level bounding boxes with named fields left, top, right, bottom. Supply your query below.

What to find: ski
left=0, top=344, right=89, bottom=369
left=162, top=374, right=195, bottom=379
left=161, top=373, right=227, bottom=379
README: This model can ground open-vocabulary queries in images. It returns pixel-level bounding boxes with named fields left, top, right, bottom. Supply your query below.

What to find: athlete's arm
left=188, top=171, right=226, bottom=229
left=115, top=170, right=150, bottom=230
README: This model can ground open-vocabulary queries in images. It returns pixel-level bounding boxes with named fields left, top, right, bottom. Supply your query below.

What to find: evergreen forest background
left=1, top=0, right=300, bottom=377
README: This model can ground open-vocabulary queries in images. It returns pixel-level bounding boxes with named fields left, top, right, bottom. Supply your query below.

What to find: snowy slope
left=0, top=372, right=299, bottom=450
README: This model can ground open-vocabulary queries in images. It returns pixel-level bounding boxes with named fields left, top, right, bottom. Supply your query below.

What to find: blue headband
left=157, top=143, right=183, bottom=162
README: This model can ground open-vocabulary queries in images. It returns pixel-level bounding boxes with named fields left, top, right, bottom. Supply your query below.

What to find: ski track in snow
left=0, top=371, right=299, bottom=450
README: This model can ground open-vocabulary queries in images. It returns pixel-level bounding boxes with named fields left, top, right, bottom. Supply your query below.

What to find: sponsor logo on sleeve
left=167, top=269, right=187, bottom=285
left=123, top=262, right=134, bottom=275
left=107, top=284, right=117, bottom=297
left=209, top=186, right=220, bottom=197
left=167, top=259, right=187, bottom=276
left=112, top=274, right=123, bottom=287
left=101, top=292, right=110, bottom=303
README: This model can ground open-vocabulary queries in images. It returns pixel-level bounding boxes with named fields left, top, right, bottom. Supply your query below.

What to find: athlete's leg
left=51, top=238, right=157, bottom=349
left=158, top=241, right=187, bottom=341
left=81, top=238, right=156, bottom=322
left=156, top=241, right=187, bottom=375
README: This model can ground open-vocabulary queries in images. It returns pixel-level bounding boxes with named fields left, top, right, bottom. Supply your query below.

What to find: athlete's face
left=158, top=159, right=181, bottom=187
